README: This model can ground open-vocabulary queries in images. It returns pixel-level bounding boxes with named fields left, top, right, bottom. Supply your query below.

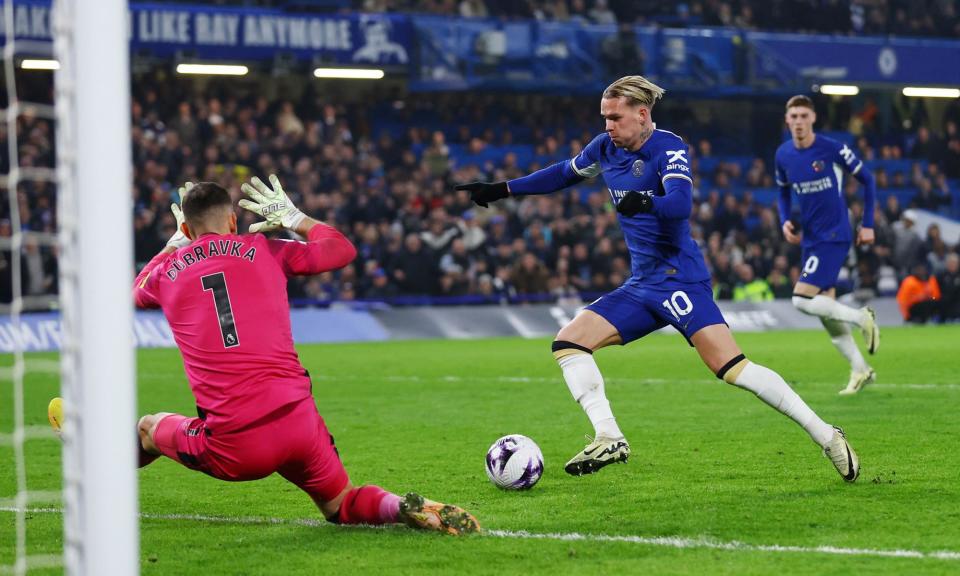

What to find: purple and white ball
left=485, top=434, right=544, bottom=490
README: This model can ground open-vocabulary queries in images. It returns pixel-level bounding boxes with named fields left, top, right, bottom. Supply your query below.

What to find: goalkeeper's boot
left=564, top=435, right=630, bottom=476
left=398, top=493, right=479, bottom=535
left=860, top=307, right=880, bottom=355
left=838, top=368, right=876, bottom=396
left=823, top=426, right=860, bottom=482
left=47, top=397, right=64, bottom=439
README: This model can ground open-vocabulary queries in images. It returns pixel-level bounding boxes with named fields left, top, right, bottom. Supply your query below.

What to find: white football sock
left=792, top=295, right=864, bottom=326
left=557, top=353, right=624, bottom=439
left=731, top=361, right=834, bottom=447
left=821, top=318, right=869, bottom=373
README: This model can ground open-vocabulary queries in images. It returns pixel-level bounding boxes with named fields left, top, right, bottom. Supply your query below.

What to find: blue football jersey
left=571, top=129, right=709, bottom=285
left=774, top=135, right=862, bottom=246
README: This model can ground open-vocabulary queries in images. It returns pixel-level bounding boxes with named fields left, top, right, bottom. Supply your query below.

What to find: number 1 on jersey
left=201, top=272, right=240, bottom=348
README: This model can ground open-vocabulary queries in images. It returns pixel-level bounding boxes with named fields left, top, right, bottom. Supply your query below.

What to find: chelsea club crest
left=632, top=159, right=645, bottom=177
left=812, top=160, right=825, bottom=172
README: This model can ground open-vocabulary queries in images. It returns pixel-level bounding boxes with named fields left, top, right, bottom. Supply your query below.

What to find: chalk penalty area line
left=2, top=506, right=958, bottom=561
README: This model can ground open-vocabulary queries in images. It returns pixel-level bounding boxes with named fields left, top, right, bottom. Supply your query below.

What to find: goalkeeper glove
left=454, top=181, right=510, bottom=208
left=166, top=182, right=194, bottom=249
left=616, top=191, right=654, bottom=217
left=239, top=174, right=306, bottom=233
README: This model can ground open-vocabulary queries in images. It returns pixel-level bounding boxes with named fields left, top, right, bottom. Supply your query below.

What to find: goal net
left=1, top=1, right=137, bottom=574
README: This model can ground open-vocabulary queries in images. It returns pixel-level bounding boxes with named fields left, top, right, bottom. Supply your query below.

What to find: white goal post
left=54, top=1, right=138, bottom=575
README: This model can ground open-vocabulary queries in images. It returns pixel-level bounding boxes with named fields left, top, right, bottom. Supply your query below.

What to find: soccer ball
left=485, top=434, right=543, bottom=490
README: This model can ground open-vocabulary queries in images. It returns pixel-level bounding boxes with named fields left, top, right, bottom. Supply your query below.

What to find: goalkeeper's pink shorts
left=153, top=398, right=350, bottom=504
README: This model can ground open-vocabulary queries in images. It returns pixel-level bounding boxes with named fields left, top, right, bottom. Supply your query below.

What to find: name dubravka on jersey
left=164, top=238, right=258, bottom=282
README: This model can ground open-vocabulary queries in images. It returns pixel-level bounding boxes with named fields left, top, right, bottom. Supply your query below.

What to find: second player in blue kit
left=457, top=76, right=861, bottom=483
left=775, top=95, right=880, bottom=395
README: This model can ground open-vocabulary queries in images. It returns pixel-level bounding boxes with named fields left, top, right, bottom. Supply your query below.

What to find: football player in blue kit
left=775, top=95, right=880, bottom=395
left=456, top=76, right=860, bottom=482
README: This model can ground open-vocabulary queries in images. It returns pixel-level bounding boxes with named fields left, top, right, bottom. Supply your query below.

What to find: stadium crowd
left=1, top=85, right=958, bottom=322
left=185, top=0, right=960, bottom=39
left=429, top=0, right=960, bottom=39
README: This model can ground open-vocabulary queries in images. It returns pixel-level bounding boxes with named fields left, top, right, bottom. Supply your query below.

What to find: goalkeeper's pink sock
left=337, top=485, right=400, bottom=525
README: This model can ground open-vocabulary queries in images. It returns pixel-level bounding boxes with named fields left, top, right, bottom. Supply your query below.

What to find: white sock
left=821, top=318, right=869, bottom=373
left=731, top=361, right=834, bottom=447
left=793, top=295, right=864, bottom=326
left=557, top=353, right=623, bottom=439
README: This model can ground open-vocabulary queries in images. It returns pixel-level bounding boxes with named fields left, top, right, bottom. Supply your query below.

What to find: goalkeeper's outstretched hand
left=455, top=181, right=509, bottom=208
left=616, top=191, right=654, bottom=217
left=166, top=182, right=194, bottom=249
left=239, top=174, right=306, bottom=234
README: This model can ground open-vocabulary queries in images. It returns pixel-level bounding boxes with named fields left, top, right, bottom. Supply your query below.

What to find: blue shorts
left=799, top=242, right=850, bottom=290
left=585, top=279, right=727, bottom=346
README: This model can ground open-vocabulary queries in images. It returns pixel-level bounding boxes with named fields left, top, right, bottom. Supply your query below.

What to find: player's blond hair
left=602, top=76, right=665, bottom=109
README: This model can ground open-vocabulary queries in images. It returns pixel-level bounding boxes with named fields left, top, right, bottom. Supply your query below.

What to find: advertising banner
left=748, top=31, right=960, bottom=85
left=0, top=1, right=413, bottom=66
left=0, top=299, right=904, bottom=352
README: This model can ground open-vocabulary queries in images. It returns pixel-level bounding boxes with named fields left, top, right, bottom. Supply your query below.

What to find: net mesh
left=0, top=1, right=63, bottom=574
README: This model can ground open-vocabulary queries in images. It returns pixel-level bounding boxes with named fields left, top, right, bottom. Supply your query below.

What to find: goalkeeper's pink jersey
left=134, top=224, right=356, bottom=434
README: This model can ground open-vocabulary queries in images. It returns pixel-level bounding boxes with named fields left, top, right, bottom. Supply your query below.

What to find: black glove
left=454, top=181, right=510, bottom=208
left=616, top=192, right=654, bottom=217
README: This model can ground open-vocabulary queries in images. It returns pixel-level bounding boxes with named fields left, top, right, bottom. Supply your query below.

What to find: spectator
left=423, top=131, right=451, bottom=177
left=588, top=0, right=617, bottom=24
left=421, top=209, right=460, bottom=251
left=925, top=224, right=950, bottom=275
left=439, top=238, right=473, bottom=294
left=883, top=194, right=902, bottom=224
left=911, top=178, right=949, bottom=212
left=733, top=263, right=774, bottom=302
left=168, top=101, right=199, bottom=150
left=909, top=126, right=939, bottom=162
left=891, top=209, right=925, bottom=276
left=512, top=252, right=550, bottom=295
left=277, top=102, right=304, bottom=136
left=767, top=255, right=793, bottom=299
left=896, top=263, right=941, bottom=323
left=711, top=251, right=736, bottom=300
left=601, top=22, right=644, bottom=78
left=459, top=0, right=488, bottom=18
left=391, top=234, right=438, bottom=295
left=938, top=253, right=960, bottom=322
left=945, top=130, right=960, bottom=179
left=21, top=235, right=56, bottom=297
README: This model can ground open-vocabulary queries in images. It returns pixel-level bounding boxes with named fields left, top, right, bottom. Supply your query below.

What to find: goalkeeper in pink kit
left=55, top=176, right=478, bottom=535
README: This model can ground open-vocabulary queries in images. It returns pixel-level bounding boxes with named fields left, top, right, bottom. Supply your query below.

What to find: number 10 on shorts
left=661, top=290, right=693, bottom=320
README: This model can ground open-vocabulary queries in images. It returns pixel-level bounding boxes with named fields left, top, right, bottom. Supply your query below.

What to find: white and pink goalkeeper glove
left=238, top=174, right=306, bottom=234
left=166, top=181, right=194, bottom=249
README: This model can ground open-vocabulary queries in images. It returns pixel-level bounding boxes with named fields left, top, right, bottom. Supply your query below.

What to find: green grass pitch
left=3, top=326, right=960, bottom=575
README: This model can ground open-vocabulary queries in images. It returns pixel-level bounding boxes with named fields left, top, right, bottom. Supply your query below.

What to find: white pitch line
left=315, top=373, right=960, bottom=390
left=2, top=506, right=958, bottom=561
left=484, top=529, right=960, bottom=560
left=140, top=371, right=960, bottom=390
left=871, top=383, right=960, bottom=390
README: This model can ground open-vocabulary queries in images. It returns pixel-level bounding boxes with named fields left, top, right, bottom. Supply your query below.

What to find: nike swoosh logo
left=584, top=442, right=626, bottom=458
left=844, top=441, right=856, bottom=481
